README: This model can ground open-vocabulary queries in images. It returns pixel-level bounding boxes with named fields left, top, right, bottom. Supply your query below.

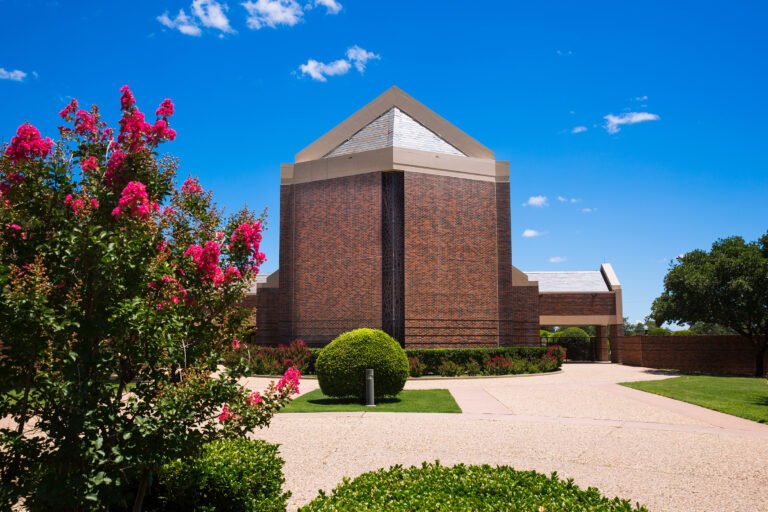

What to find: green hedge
left=157, top=438, right=289, bottom=512
left=299, top=462, right=648, bottom=511
left=316, top=329, right=409, bottom=399
left=405, top=347, right=548, bottom=375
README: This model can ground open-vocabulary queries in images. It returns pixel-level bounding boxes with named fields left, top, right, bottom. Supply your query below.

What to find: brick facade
left=403, top=173, right=501, bottom=347
left=538, top=293, right=617, bottom=316
left=620, top=335, right=767, bottom=376
left=279, top=172, right=383, bottom=344
left=510, top=285, right=540, bottom=346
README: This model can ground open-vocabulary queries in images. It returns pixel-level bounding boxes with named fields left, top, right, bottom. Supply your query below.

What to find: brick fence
left=620, top=335, right=767, bottom=376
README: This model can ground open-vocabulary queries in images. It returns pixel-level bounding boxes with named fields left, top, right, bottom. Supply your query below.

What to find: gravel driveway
left=246, top=364, right=768, bottom=512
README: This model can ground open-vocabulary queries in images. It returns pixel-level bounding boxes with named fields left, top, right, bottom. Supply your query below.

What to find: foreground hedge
left=156, top=438, right=289, bottom=512
left=300, top=462, right=648, bottom=511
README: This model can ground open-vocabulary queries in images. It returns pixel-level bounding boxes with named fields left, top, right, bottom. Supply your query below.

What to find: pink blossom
left=119, top=85, right=135, bottom=111
left=247, top=391, right=262, bottom=406
left=91, top=198, right=99, bottom=209
left=118, top=110, right=151, bottom=152
left=277, top=367, right=301, bottom=394
left=8, top=224, right=21, bottom=231
left=59, top=98, right=79, bottom=119
left=184, top=241, right=222, bottom=283
left=155, top=98, right=175, bottom=118
left=181, top=178, right=203, bottom=195
left=74, top=109, right=98, bottom=137
left=156, top=303, right=163, bottom=310
left=218, top=403, right=233, bottom=423
left=5, top=123, right=53, bottom=163
left=112, top=181, right=156, bottom=220
left=231, top=338, right=240, bottom=350
left=105, top=150, right=125, bottom=186
left=230, top=221, right=266, bottom=270
left=151, top=119, right=176, bottom=143
left=80, top=156, right=99, bottom=172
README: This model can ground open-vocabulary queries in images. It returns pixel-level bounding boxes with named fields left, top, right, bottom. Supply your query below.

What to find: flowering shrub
left=0, top=87, right=291, bottom=511
left=239, top=339, right=313, bottom=375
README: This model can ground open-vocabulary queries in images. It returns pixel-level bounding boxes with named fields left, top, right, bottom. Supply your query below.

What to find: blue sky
left=2, top=0, right=767, bottom=324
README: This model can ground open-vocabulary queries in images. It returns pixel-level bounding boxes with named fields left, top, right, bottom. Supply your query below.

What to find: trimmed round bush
left=316, top=328, right=408, bottom=399
left=157, top=438, right=289, bottom=512
left=299, top=462, right=648, bottom=511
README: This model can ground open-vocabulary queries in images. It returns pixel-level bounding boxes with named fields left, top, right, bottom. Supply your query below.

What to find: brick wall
left=403, top=172, right=500, bottom=347
left=621, top=335, right=766, bottom=376
left=245, top=288, right=281, bottom=345
left=495, top=182, right=515, bottom=344
left=538, top=292, right=616, bottom=316
left=509, top=284, right=541, bottom=346
left=282, top=172, right=383, bottom=344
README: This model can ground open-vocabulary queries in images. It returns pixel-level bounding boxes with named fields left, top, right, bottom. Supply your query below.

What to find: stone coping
left=247, top=369, right=562, bottom=381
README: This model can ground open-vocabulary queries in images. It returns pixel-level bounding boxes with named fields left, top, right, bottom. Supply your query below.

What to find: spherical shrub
left=299, top=462, right=648, bottom=512
left=157, top=438, right=289, bottom=512
left=316, top=328, right=408, bottom=399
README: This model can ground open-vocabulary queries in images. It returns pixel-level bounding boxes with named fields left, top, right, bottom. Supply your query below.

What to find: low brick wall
left=621, top=335, right=766, bottom=376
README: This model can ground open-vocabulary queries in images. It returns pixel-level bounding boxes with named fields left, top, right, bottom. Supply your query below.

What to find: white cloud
left=242, top=0, right=303, bottom=29
left=299, top=58, right=351, bottom=82
left=603, top=111, right=660, bottom=134
left=522, top=229, right=543, bottom=238
left=581, top=207, right=597, bottom=213
left=634, top=95, right=648, bottom=101
left=157, top=9, right=203, bottom=36
left=0, top=68, right=27, bottom=81
left=298, top=46, right=379, bottom=82
left=523, top=195, right=548, bottom=207
left=556, top=49, right=572, bottom=56
left=346, top=45, right=380, bottom=73
left=571, top=125, right=587, bottom=134
left=192, top=0, right=234, bottom=32
left=315, top=0, right=342, bottom=14
left=557, top=196, right=580, bottom=203
left=549, top=256, right=567, bottom=263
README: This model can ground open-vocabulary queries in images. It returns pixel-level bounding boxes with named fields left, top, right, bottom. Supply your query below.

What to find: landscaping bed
left=281, top=389, right=461, bottom=413
left=621, top=375, right=768, bottom=423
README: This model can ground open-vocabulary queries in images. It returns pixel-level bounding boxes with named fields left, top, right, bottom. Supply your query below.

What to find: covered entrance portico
left=526, top=264, right=624, bottom=362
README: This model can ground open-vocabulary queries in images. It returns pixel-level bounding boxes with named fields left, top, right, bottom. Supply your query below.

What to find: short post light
left=365, top=368, right=375, bottom=406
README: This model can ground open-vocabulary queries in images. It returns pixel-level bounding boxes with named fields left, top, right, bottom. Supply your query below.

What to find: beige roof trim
left=512, top=265, right=538, bottom=287
left=600, top=263, right=621, bottom=290
left=282, top=147, right=510, bottom=185
left=540, top=315, right=620, bottom=326
left=295, top=86, right=494, bottom=163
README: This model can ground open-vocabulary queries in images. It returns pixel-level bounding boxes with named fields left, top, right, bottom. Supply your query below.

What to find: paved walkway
left=246, top=364, right=768, bottom=511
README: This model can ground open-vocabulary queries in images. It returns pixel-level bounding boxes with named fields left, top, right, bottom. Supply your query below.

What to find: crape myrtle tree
left=651, top=233, right=768, bottom=377
left=0, top=87, right=300, bottom=511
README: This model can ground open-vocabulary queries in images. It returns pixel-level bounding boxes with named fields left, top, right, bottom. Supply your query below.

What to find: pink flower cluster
left=5, top=123, right=53, bottom=163
left=74, top=109, right=98, bottom=138
left=117, top=86, right=176, bottom=152
left=277, top=367, right=301, bottom=394
left=5, top=223, right=27, bottom=240
left=181, top=178, right=203, bottom=195
left=64, top=193, right=97, bottom=216
left=230, top=221, right=267, bottom=267
left=156, top=98, right=174, bottom=118
left=111, top=181, right=158, bottom=220
left=217, top=403, right=234, bottom=423
left=105, top=150, right=125, bottom=186
left=147, top=274, right=189, bottom=308
left=59, top=98, right=79, bottom=119
left=184, top=240, right=241, bottom=286
left=80, top=156, right=99, bottom=172
left=247, top=391, right=262, bottom=406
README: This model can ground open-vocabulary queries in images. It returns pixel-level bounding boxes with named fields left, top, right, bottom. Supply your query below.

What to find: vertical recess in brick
left=382, top=172, right=405, bottom=344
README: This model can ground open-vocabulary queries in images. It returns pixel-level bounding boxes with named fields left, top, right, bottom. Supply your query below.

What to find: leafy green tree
left=652, top=233, right=768, bottom=376
left=0, top=88, right=299, bottom=510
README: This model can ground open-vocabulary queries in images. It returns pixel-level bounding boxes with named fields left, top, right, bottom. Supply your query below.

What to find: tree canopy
left=651, top=233, right=768, bottom=376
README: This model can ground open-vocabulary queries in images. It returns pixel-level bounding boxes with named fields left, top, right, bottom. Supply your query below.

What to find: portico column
left=595, top=325, right=610, bottom=361
left=609, top=324, right=624, bottom=363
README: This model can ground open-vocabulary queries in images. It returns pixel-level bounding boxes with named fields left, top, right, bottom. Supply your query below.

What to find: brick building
left=246, top=87, right=623, bottom=356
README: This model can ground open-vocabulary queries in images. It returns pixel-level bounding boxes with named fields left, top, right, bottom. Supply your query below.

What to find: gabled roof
left=325, top=107, right=465, bottom=158
left=295, top=86, right=494, bottom=163
left=524, top=271, right=610, bottom=293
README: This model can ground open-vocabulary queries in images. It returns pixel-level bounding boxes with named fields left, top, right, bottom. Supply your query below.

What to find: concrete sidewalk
left=248, top=364, right=768, bottom=511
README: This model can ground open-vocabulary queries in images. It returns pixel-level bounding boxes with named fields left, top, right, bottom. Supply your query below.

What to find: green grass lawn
left=622, top=375, right=768, bottom=423
left=281, top=389, right=462, bottom=413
